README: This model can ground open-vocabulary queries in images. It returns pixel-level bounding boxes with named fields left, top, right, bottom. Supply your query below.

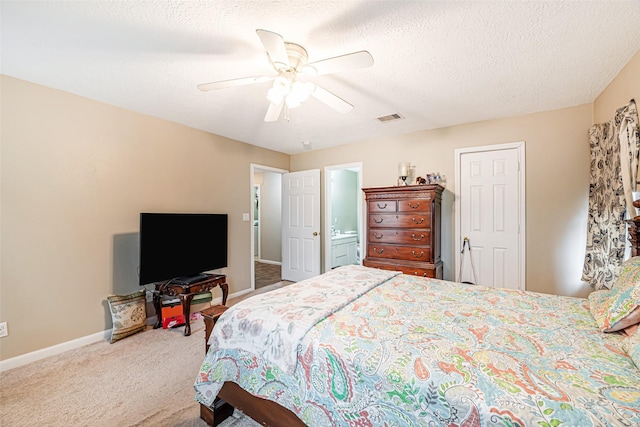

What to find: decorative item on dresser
left=362, top=184, right=443, bottom=278
left=397, top=161, right=411, bottom=185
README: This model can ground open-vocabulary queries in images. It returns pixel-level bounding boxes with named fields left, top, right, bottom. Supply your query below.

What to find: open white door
left=282, top=169, right=321, bottom=281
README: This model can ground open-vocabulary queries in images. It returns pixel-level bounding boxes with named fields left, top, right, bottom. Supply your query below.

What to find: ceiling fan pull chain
left=284, top=103, right=290, bottom=122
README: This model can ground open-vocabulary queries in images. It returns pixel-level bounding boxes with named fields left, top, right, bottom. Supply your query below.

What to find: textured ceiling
left=2, top=1, right=640, bottom=154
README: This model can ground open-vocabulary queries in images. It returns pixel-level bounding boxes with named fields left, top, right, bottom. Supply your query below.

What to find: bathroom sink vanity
left=331, top=234, right=358, bottom=268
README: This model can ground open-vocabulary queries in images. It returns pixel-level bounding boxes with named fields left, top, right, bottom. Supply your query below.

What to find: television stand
left=152, top=274, right=228, bottom=336
left=172, top=274, right=210, bottom=285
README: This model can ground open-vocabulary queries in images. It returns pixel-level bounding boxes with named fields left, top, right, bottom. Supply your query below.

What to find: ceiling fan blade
left=197, top=76, right=271, bottom=91
left=311, top=85, right=353, bottom=113
left=264, top=101, right=284, bottom=122
left=304, top=51, right=373, bottom=76
left=256, top=29, right=289, bottom=70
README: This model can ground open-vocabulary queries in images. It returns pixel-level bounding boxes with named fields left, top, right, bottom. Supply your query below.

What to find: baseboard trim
left=0, top=295, right=231, bottom=372
left=230, top=288, right=253, bottom=299
left=0, top=329, right=110, bottom=372
left=256, top=259, right=282, bottom=266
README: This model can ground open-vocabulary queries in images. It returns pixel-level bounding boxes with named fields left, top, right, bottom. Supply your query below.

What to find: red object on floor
left=161, top=302, right=185, bottom=329
left=162, top=315, right=185, bottom=329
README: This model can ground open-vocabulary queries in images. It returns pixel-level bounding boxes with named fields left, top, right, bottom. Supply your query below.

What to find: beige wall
left=290, top=47, right=640, bottom=299
left=0, top=76, right=289, bottom=360
left=292, top=105, right=593, bottom=297
left=594, top=49, right=640, bottom=123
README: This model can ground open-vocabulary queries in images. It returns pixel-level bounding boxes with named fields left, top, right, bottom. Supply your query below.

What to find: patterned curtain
left=618, top=100, right=640, bottom=217
left=582, top=100, right=639, bottom=290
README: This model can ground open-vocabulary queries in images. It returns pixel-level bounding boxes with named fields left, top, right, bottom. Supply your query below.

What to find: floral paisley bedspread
left=195, top=270, right=640, bottom=426
left=208, top=265, right=399, bottom=375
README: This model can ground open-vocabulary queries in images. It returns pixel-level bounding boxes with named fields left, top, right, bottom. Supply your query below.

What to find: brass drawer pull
left=373, top=247, right=384, bottom=254
left=408, top=202, right=420, bottom=209
left=376, top=203, right=388, bottom=209
left=373, top=232, right=384, bottom=239
left=411, top=217, right=425, bottom=224
left=374, top=217, right=384, bottom=224
left=411, top=250, right=424, bottom=258
left=411, top=233, right=424, bottom=241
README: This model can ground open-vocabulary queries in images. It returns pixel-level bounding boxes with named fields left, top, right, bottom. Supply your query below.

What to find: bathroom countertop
left=331, top=233, right=357, bottom=241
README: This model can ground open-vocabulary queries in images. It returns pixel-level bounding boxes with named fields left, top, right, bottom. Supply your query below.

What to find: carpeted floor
left=0, top=282, right=292, bottom=427
left=254, top=261, right=281, bottom=289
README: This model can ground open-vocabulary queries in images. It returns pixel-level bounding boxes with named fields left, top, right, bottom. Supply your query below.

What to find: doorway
left=251, top=164, right=287, bottom=290
left=454, top=142, right=525, bottom=290
left=324, top=163, right=363, bottom=272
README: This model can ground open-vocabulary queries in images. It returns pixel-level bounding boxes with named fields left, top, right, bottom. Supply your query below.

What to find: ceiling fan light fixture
left=285, top=96, right=302, bottom=109
left=267, top=76, right=290, bottom=104
left=267, top=88, right=284, bottom=105
left=290, top=81, right=314, bottom=103
left=270, top=80, right=315, bottom=109
left=200, top=29, right=374, bottom=123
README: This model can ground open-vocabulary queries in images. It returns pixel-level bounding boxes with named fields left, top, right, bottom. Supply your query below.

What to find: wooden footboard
left=200, top=381, right=307, bottom=427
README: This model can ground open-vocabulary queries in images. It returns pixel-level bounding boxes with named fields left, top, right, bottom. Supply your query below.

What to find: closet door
left=458, top=145, right=523, bottom=290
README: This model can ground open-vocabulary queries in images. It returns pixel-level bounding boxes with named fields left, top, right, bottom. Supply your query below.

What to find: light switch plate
left=242, top=213, right=250, bottom=221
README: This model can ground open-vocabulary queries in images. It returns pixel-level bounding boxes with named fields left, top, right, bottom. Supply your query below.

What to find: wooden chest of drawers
left=362, top=185, right=443, bottom=278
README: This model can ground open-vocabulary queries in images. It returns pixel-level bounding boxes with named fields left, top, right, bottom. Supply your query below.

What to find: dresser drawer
left=367, top=243, right=432, bottom=262
left=368, top=229, right=431, bottom=245
left=368, top=200, right=397, bottom=213
left=363, top=259, right=440, bottom=278
left=397, top=198, right=432, bottom=212
left=402, top=266, right=439, bottom=278
left=368, top=213, right=431, bottom=228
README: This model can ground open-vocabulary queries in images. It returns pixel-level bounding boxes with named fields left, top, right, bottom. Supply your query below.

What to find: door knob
left=313, top=232, right=318, bottom=236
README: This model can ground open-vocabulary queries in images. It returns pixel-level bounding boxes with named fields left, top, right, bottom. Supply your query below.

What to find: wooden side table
left=201, top=304, right=228, bottom=352
left=152, top=274, right=228, bottom=336
left=199, top=304, right=232, bottom=426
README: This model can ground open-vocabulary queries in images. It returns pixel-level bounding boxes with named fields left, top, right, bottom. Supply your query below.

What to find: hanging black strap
left=458, top=237, right=478, bottom=285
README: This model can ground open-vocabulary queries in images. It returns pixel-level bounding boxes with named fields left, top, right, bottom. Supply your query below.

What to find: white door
left=282, top=169, right=321, bottom=281
left=456, top=143, right=525, bottom=290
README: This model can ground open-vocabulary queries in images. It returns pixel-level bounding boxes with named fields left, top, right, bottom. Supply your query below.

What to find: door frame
left=454, top=141, right=526, bottom=289
left=250, top=164, right=288, bottom=291
left=323, top=162, right=363, bottom=272
left=254, top=184, right=261, bottom=261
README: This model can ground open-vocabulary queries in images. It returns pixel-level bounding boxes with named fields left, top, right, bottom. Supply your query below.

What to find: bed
left=194, top=264, right=640, bottom=426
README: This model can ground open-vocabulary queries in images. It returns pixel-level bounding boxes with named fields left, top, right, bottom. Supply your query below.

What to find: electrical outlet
left=0, top=322, right=8, bottom=338
left=145, top=291, right=154, bottom=303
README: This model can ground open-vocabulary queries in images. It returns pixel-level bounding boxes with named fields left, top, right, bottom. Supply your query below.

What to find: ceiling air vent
left=376, top=113, right=404, bottom=123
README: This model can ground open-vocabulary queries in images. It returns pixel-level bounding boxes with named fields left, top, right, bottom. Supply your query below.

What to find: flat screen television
left=139, top=213, right=228, bottom=286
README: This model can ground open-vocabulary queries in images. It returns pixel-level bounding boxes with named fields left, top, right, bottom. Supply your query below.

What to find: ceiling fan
left=197, top=29, right=374, bottom=122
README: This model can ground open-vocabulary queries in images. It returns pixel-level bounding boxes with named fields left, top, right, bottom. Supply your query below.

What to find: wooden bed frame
left=200, top=304, right=306, bottom=426
left=200, top=381, right=306, bottom=426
